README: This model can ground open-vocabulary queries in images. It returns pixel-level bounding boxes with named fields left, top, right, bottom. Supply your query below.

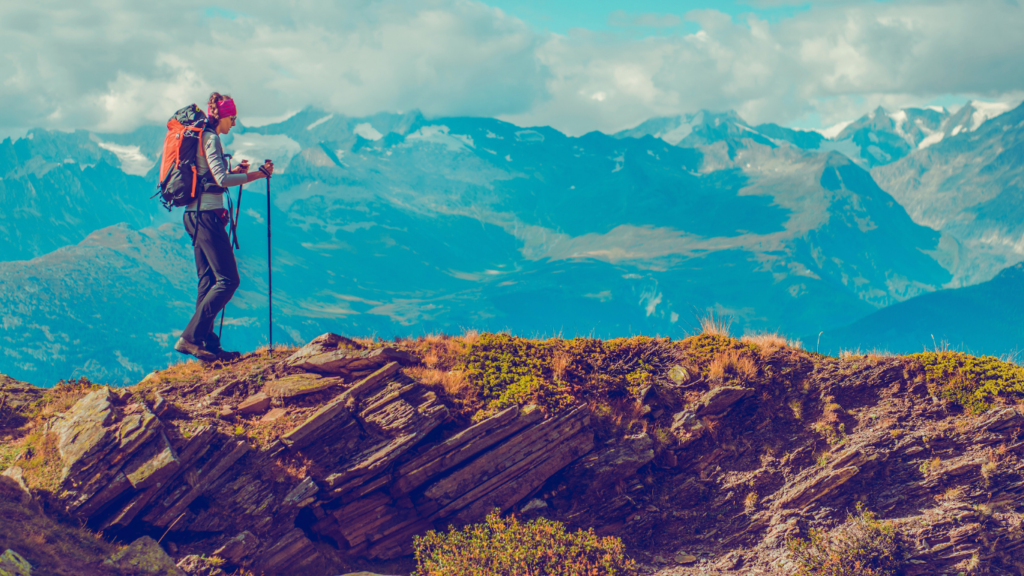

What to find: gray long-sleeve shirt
left=186, top=131, right=247, bottom=211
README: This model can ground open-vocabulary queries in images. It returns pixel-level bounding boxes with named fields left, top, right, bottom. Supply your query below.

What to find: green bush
left=413, top=510, right=638, bottom=576
left=911, top=351, right=1024, bottom=413
left=786, top=503, right=907, bottom=576
left=459, top=334, right=572, bottom=420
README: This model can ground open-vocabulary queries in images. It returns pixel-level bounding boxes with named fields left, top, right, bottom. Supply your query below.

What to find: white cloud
left=0, top=0, right=545, bottom=133
left=0, top=0, right=1022, bottom=135
left=504, top=0, right=1024, bottom=133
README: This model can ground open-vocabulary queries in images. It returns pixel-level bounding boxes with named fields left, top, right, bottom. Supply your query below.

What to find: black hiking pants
left=181, top=210, right=240, bottom=346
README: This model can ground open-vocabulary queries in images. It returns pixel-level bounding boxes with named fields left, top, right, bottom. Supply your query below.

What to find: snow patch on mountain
left=406, top=125, right=473, bottom=151
left=353, top=122, right=383, bottom=140
left=816, top=120, right=852, bottom=139
left=95, top=141, right=153, bottom=176
left=306, top=114, right=334, bottom=131
left=917, top=132, right=944, bottom=149
left=658, top=122, right=694, bottom=145
left=969, top=101, right=1015, bottom=131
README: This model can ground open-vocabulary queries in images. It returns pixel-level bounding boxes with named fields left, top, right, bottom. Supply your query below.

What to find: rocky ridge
left=2, top=332, right=1024, bottom=575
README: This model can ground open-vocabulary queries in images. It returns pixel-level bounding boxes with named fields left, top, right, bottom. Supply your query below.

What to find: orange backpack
left=154, top=104, right=207, bottom=211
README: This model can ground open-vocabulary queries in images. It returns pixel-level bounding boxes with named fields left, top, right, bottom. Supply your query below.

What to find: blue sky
left=0, top=0, right=1021, bottom=136
left=481, top=0, right=813, bottom=34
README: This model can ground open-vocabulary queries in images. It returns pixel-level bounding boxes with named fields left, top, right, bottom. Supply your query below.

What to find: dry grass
left=708, top=349, right=758, bottom=384
left=32, top=378, right=102, bottom=421
left=741, top=332, right=802, bottom=354
left=789, top=398, right=803, bottom=420
left=406, top=366, right=478, bottom=410
left=552, top=351, right=572, bottom=382
left=744, top=492, right=759, bottom=513
left=0, top=495, right=118, bottom=576
left=411, top=334, right=468, bottom=372
left=698, top=311, right=732, bottom=338
left=938, top=486, right=966, bottom=502
left=839, top=348, right=863, bottom=359
left=19, top=431, right=64, bottom=492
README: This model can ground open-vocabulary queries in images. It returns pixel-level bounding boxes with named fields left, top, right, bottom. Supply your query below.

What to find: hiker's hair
left=207, top=92, right=232, bottom=122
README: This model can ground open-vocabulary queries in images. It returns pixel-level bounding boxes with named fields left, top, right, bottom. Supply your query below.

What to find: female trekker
left=174, top=92, right=274, bottom=361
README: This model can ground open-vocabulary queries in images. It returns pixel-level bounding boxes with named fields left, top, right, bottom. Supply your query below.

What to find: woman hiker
left=174, top=92, right=274, bottom=362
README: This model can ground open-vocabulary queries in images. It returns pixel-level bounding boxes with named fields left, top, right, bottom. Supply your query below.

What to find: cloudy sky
left=2, top=0, right=1022, bottom=136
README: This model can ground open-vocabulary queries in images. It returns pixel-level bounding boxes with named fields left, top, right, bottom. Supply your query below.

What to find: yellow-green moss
left=911, top=352, right=1024, bottom=413
left=455, top=334, right=679, bottom=420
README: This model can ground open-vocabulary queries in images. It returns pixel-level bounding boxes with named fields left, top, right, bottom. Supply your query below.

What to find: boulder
left=237, top=393, right=271, bottom=415
left=695, top=386, right=754, bottom=417
left=123, top=432, right=179, bottom=490
left=212, top=531, right=260, bottom=565
left=0, top=549, right=31, bottom=576
left=264, top=374, right=341, bottom=398
left=260, top=408, right=288, bottom=423
left=0, top=467, right=33, bottom=507
left=108, top=536, right=186, bottom=576
left=587, top=433, right=655, bottom=487
left=0, top=375, right=43, bottom=415
left=284, top=334, right=415, bottom=375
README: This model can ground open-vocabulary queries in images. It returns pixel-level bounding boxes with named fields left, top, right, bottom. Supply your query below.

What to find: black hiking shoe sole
left=174, top=337, right=218, bottom=362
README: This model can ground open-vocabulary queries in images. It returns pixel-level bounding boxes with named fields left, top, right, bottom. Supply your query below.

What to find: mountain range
left=1, top=98, right=1022, bottom=385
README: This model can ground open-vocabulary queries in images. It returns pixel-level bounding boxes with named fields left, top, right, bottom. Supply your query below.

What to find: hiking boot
left=205, top=334, right=241, bottom=362
left=174, top=337, right=218, bottom=362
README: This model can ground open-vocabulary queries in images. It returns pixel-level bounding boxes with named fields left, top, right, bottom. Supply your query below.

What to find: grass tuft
left=787, top=503, right=907, bottom=576
left=413, top=509, right=637, bottom=576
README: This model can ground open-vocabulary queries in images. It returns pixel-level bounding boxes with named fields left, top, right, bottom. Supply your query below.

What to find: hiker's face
left=217, top=115, right=236, bottom=135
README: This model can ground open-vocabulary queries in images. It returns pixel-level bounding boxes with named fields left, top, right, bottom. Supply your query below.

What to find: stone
left=668, top=365, right=691, bottom=385
left=0, top=549, right=31, bottom=576
left=283, top=477, right=319, bottom=508
left=0, top=467, right=33, bottom=506
left=259, top=528, right=321, bottom=572
left=282, top=362, right=400, bottom=449
left=285, top=333, right=363, bottom=366
left=237, top=393, right=271, bottom=415
left=0, top=375, right=43, bottom=415
left=123, top=432, right=180, bottom=489
left=521, top=498, right=547, bottom=512
left=212, top=531, right=260, bottom=565
left=50, top=388, right=117, bottom=481
left=670, top=410, right=697, bottom=433
left=675, top=553, right=697, bottom=564
left=696, top=386, right=754, bottom=416
left=393, top=405, right=530, bottom=494
left=260, top=408, right=288, bottom=423
left=285, top=335, right=416, bottom=375
left=570, top=433, right=655, bottom=500
left=109, top=536, right=187, bottom=576
left=778, top=466, right=861, bottom=509
left=715, top=551, right=741, bottom=570
left=264, top=373, right=342, bottom=399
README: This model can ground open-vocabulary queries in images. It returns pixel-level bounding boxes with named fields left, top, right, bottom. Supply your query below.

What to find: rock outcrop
left=22, top=335, right=597, bottom=573
left=6, top=333, right=1024, bottom=575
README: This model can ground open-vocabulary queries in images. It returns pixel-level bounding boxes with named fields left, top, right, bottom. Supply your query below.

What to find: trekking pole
left=260, top=160, right=273, bottom=353
left=218, top=155, right=235, bottom=340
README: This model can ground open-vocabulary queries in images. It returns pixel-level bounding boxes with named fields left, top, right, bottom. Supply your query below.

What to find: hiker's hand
left=260, top=160, right=274, bottom=178
left=231, top=160, right=250, bottom=174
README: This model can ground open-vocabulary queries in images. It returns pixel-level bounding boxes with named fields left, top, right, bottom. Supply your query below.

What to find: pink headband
left=209, top=98, right=236, bottom=119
